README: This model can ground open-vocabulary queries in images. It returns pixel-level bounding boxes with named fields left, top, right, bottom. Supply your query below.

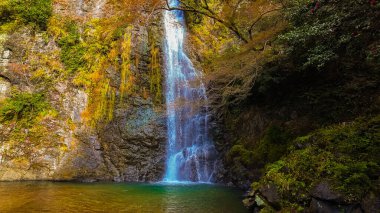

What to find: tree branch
left=161, top=0, right=249, bottom=43
left=248, top=7, right=283, bottom=40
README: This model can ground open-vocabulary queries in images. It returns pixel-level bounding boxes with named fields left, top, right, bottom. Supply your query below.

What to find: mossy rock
left=251, top=115, right=380, bottom=210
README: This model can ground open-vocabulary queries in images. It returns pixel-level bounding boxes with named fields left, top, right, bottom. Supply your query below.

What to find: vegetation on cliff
left=0, top=0, right=52, bottom=32
left=0, top=91, right=61, bottom=171
left=0, top=92, right=50, bottom=122
left=0, top=0, right=165, bottom=180
left=1, top=0, right=165, bottom=127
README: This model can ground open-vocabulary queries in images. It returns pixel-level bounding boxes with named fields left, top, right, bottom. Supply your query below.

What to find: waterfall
left=163, top=0, right=217, bottom=183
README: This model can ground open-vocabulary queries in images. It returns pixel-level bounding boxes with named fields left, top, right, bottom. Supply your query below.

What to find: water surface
left=0, top=182, right=247, bottom=213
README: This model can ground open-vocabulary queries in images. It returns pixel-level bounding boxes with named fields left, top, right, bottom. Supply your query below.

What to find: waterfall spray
left=163, top=0, right=217, bottom=183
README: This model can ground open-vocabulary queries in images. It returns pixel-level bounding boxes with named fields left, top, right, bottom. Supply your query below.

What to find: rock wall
left=0, top=0, right=167, bottom=182
left=94, top=19, right=167, bottom=182
left=0, top=77, right=10, bottom=100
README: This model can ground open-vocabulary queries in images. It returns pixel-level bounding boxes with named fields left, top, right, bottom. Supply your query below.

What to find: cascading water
left=163, top=0, right=217, bottom=183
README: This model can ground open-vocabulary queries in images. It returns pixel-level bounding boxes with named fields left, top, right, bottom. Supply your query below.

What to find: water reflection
left=0, top=182, right=247, bottom=213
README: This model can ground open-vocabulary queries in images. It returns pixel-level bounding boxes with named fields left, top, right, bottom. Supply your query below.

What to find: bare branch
left=248, top=7, right=283, bottom=40
left=161, top=0, right=249, bottom=43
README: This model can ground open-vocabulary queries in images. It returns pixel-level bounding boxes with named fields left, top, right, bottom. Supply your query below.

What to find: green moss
left=253, top=115, right=380, bottom=209
left=112, top=24, right=128, bottom=41
left=226, top=125, right=291, bottom=172
left=149, top=44, right=163, bottom=104
left=227, top=144, right=255, bottom=167
left=254, top=126, right=291, bottom=163
left=55, top=19, right=130, bottom=126
left=14, top=0, right=52, bottom=30
left=58, top=21, right=86, bottom=74
left=0, top=0, right=52, bottom=32
left=0, top=92, right=50, bottom=123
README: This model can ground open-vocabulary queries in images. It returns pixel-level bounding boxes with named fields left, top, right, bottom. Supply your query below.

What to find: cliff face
left=0, top=0, right=166, bottom=182
left=96, top=23, right=167, bottom=181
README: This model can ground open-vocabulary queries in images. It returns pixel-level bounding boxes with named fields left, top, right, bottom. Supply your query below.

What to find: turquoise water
left=0, top=182, right=248, bottom=213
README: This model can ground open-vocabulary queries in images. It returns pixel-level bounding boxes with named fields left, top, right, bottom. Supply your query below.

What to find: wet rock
left=309, top=198, right=341, bottom=213
left=0, top=48, right=11, bottom=69
left=308, top=182, right=364, bottom=213
left=98, top=99, right=167, bottom=182
left=309, top=198, right=362, bottom=213
left=243, top=192, right=271, bottom=213
left=0, top=77, right=10, bottom=99
left=260, top=184, right=280, bottom=208
left=62, top=89, right=88, bottom=123
left=2, top=49, right=11, bottom=59
left=91, top=15, right=167, bottom=182
left=243, top=193, right=257, bottom=212
left=311, top=182, right=343, bottom=202
left=54, top=0, right=107, bottom=18
left=361, top=192, right=380, bottom=213
left=243, top=184, right=281, bottom=212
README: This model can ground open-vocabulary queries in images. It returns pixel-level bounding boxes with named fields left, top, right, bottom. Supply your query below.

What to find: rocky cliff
left=0, top=0, right=167, bottom=182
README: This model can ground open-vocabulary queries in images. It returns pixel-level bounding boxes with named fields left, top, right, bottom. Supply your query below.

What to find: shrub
left=0, top=0, right=52, bottom=31
left=227, top=144, right=255, bottom=167
left=0, top=92, right=50, bottom=122
left=14, top=0, right=52, bottom=30
left=280, top=0, right=380, bottom=70
left=254, top=125, right=291, bottom=163
left=58, top=21, right=86, bottom=73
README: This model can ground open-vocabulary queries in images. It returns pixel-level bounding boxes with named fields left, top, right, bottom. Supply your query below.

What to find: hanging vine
left=119, top=28, right=134, bottom=101
left=149, top=43, right=162, bottom=104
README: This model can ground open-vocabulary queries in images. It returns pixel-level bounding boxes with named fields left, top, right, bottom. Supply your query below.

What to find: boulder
left=311, top=182, right=343, bottom=202
left=361, top=192, right=380, bottom=213
left=260, top=184, right=281, bottom=208
left=309, top=198, right=362, bottom=213
left=243, top=187, right=279, bottom=213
